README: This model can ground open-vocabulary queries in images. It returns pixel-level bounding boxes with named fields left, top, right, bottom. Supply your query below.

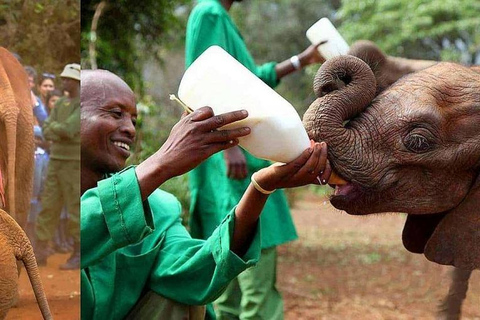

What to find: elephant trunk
left=303, top=55, right=377, bottom=182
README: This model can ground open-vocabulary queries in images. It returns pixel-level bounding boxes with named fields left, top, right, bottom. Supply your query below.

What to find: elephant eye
left=404, top=134, right=432, bottom=153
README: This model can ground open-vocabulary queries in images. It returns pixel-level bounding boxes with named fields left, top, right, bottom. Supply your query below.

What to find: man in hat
left=35, top=63, right=81, bottom=270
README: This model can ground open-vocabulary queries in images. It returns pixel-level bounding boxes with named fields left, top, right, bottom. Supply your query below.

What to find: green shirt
left=81, top=167, right=261, bottom=320
left=42, top=96, right=80, bottom=161
left=186, top=0, right=298, bottom=249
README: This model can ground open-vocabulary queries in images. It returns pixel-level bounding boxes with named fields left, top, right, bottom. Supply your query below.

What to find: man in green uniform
left=35, top=63, right=80, bottom=270
left=80, top=70, right=331, bottom=320
left=185, top=0, right=325, bottom=318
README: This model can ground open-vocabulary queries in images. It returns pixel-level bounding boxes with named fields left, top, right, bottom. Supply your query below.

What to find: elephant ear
left=402, top=213, right=445, bottom=254
left=402, top=174, right=480, bottom=269
left=423, top=175, right=480, bottom=269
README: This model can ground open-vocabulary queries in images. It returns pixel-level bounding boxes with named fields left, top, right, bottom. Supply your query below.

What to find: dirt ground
left=279, top=191, right=479, bottom=320
left=6, top=253, right=80, bottom=320
left=5, top=190, right=478, bottom=320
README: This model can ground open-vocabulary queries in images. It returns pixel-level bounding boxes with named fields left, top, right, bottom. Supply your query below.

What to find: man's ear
left=424, top=175, right=480, bottom=270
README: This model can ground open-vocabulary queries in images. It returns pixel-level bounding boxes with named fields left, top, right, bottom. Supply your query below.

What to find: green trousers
left=215, top=247, right=283, bottom=320
left=125, top=290, right=206, bottom=320
left=35, top=159, right=80, bottom=242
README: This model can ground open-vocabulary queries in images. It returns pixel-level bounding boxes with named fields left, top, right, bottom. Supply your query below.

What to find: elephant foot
left=436, top=299, right=462, bottom=320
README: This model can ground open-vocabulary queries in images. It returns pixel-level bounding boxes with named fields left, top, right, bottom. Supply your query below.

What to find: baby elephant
left=0, top=209, right=52, bottom=319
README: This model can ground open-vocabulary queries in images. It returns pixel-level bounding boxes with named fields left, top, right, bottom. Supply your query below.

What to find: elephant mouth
left=329, top=181, right=370, bottom=215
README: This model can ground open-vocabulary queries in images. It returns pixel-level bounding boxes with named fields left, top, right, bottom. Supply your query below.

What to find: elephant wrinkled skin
left=0, top=209, right=52, bottom=319
left=348, top=40, right=438, bottom=94
left=303, top=55, right=480, bottom=269
left=0, top=47, right=34, bottom=228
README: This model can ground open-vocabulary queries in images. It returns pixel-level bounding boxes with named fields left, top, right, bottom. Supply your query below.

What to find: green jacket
left=81, top=167, right=261, bottom=320
left=42, top=96, right=80, bottom=161
left=186, top=0, right=297, bottom=249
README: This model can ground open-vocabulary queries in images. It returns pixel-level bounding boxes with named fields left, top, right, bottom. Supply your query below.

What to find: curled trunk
left=303, top=56, right=377, bottom=181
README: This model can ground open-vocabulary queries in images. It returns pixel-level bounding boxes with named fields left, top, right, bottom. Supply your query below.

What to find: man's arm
left=148, top=201, right=260, bottom=305
left=81, top=168, right=154, bottom=268
left=46, top=103, right=80, bottom=140
left=42, top=106, right=61, bottom=141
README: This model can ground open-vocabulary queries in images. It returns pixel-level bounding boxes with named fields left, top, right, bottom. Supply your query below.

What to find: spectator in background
left=37, top=72, right=56, bottom=107
left=25, top=65, right=48, bottom=126
left=26, top=125, right=50, bottom=245
left=24, top=65, right=37, bottom=92
left=34, top=63, right=81, bottom=270
left=185, top=0, right=325, bottom=319
left=45, top=88, right=74, bottom=254
left=45, top=89, right=63, bottom=115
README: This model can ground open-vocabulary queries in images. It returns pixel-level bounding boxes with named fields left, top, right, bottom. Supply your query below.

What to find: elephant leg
left=15, top=105, right=34, bottom=229
left=0, top=243, right=19, bottom=319
left=436, top=267, right=472, bottom=320
left=0, top=168, right=5, bottom=208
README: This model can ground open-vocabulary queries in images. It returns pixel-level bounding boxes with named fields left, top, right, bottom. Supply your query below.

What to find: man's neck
left=220, top=0, right=234, bottom=11
left=81, top=167, right=103, bottom=196
left=69, top=86, right=80, bottom=99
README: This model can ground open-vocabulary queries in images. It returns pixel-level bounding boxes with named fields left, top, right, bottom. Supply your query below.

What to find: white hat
left=60, top=63, right=81, bottom=81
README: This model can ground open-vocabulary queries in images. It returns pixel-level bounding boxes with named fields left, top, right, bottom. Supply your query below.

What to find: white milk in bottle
left=306, top=17, right=349, bottom=60
left=177, top=46, right=310, bottom=163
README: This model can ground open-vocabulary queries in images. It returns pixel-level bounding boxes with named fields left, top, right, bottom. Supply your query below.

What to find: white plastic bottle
left=177, top=46, right=310, bottom=163
left=306, top=17, right=350, bottom=60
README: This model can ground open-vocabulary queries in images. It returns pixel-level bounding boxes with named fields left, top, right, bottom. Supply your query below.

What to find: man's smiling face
left=81, top=70, right=137, bottom=176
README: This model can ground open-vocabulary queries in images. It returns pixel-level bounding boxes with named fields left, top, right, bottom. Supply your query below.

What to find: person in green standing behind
left=80, top=69, right=331, bottom=319
left=34, top=63, right=81, bottom=270
left=185, top=0, right=326, bottom=319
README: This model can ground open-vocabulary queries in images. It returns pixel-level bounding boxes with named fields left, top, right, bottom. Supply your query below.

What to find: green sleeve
left=47, top=105, right=80, bottom=140
left=253, top=61, right=279, bottom=89
left=80, top=167, right=154, bottom=268
left=148, top=207, right=261, bottom=305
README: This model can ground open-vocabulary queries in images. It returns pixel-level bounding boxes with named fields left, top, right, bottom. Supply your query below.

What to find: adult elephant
left=303, top=55, right=480, bottom=270
left=0, top=47, right=34, bottom=228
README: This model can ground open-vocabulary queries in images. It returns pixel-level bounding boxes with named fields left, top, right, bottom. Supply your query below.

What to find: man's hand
left=253, top=142, right=330, bottom=191
left=224, top=146, right=247, bottom=180
left=156, top=107, right=251, bottom=178
left=135, top=107, right=251, bottom=200
left=299, top=42, right=326, bottom=66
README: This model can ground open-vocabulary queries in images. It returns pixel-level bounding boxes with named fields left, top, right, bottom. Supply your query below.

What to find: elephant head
left=303, top=55, right=480, bottom=269
left=0, top=208, right=52, bottom=319
left=348, top=40, right=437, bottom=94
left=0, top=47, right=34, bottom=228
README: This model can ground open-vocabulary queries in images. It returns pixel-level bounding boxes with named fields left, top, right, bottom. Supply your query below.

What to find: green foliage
left=0, top=0, right=80, bottom=75
left=339, top=0, right=480, bottom=63
left=81, top=0, right=191, bottom=94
